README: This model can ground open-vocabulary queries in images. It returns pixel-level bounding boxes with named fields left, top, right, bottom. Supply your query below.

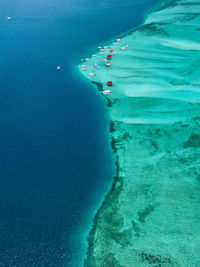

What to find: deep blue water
left=0, top=0, right=160, bottom=266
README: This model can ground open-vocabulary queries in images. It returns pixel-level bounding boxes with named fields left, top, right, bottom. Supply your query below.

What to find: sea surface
left=0, top=0, right=160, bottom=266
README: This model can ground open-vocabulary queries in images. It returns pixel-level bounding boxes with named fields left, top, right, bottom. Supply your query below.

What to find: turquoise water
left=0, top=0, right=160, bottom=266
left=80, top=0, right=200, bottom=265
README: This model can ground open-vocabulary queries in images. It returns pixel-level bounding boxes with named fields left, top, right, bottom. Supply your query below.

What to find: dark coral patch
left=183, top=134, right=200, bottom=148
left=139, top=251, right=172, bottom=265
left=137, top=205, right=155, bottom=223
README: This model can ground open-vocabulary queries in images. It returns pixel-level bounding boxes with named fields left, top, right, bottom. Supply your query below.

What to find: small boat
left=106, top=62, right=111, bottom=67
left=124, top=44, right=128, bottom=47
left=82, top=68, right=86, bottom=71
left=107, top=81, right=113, bottom=86
left=116, top=38, right=121, bottom=42
left=85, top=58, right=90, bottom=61
left=120, top=47, right=126, bottom=50
left=98, top=46, right=102, bottom=49
left=7, top=16, right=12, bottom=20
left=92, top=54, right=96, bottom=57
left=81, top=59, right=84, bottom=61
left=99, top=52, right=104, bottom=55
left=94, top=63, right=98, bottom=67
left=88, top=73, right=95, bottom=77
left=81, top=65, right=86, bottom=68
left=107, top=55, right=112, bottom=60
left=56, top=66, right=61, bottom=70
left=102, top=90, right=111, bottom=95
left=112, top=52, right=116, bottom=56
left=97, top=57, right=101, bottom=59
left=113, top=42, right=117, bottom=45
left=97, top=66, right=100, bottom=69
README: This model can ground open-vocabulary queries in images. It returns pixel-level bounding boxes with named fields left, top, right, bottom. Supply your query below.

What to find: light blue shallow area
left=79, top=0, right=200, bottom=265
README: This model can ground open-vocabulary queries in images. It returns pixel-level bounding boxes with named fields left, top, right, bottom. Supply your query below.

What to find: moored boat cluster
left=79, top=38, right=129, bottom=95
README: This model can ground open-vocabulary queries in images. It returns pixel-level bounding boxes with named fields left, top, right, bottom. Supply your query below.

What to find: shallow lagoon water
left=81, top=0, right=200, bottom=265
left=0, top=0, right=160, bottom=266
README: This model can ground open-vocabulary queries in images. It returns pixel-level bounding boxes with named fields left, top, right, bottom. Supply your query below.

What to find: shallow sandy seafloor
left=79, top=0, right=200, bottom=266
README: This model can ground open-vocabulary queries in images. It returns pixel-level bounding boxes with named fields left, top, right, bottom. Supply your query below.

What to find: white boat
left=7, top=17, right=12, bottom=20
left=88, top=73, right=95, bottom=77
left=85, top=58, right=90, bottom=61
left=102, top=90, right=111, bottom=95
left=56, top=66, right=61, bottom=70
